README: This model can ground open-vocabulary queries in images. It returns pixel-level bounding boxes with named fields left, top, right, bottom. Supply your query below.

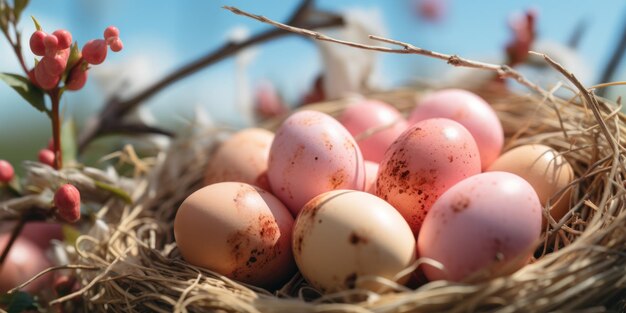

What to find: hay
left=4, top=82, right=621, bottom=312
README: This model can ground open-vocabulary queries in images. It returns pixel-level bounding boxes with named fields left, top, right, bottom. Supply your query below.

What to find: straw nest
left=7, top=84, right=626, bottom=313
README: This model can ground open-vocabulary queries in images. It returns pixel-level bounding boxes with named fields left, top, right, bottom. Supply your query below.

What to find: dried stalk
left=223, top=6, right=549, bottom=97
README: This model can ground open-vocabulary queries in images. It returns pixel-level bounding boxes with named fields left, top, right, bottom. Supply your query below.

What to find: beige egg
left=204, top=128, right=273, bottom=190
left=293, top=190, right=416, bottom=293
left=487, top=144, right=574, bottom=225
left=174, top=182, right=295, bottom=288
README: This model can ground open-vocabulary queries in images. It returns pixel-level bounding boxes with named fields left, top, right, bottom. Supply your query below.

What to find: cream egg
left=293, top=190, right=416, bottom=293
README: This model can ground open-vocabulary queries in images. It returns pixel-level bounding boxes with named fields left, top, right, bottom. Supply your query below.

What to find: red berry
left=65, top=66, right=88, bottom=90
left=53, top=30, right=73, bottom=50
left=0, top=160, right=14, bottom=183
left=47, top=138, right=55, bottom=151
left=54, top=184, right=81, bottom=223
left=29, top=31, right=47, bottom=56
left=103, top=26, right=119, bottom=40
left=43, top=34, right=59, bottom=56
left=34, top=62, right=60, bottom=90
left=41, top=51, right=68, bottom=77
left=38, top=149, right=56, bottom=167
left=54, top=275, right=74, bottom=296
left=82, top=39, right=107, bottom=65
left=108, top=38, right=123, bottom=52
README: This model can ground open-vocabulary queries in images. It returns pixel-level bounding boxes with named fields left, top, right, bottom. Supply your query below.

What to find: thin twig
left=7, top=264, right=100, bottom=294
left=0, top=215, right=25, bottom=268
left=78, top=0, right=344, bottom=152
left=224, top=6, right=549, bottom=98
left=529, top=51, right=618, bottom=154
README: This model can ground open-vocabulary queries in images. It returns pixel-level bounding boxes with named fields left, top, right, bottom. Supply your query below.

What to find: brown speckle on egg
left=349, top=232, right=369, bottom=245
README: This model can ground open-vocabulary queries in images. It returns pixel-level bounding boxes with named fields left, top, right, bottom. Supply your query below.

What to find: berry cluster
left=28, top=25, right=123, bottom=91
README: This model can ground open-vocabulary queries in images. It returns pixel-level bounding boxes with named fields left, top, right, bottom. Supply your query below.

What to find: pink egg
left=376, top=118, right=481, bottom=234
left=418, top=172, right=542, bottom=282
left=22, top=222, right=64, bottom=249
left=268, top=110, right=366, bottom=215
left=409, top=89, right=503, bottom=169
left=364, top=160, right=379, bottom=194
left=338, top=99, right=408, bottom=163
left=0, top=234, right=52, bottom=293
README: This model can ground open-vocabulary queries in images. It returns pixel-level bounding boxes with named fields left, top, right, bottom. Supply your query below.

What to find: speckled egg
left=293, top=190, right=416, bottom=293
left=268, top=110, right=366, bottom=215
left=418, top=172, right=542, bottom=282
left=204, top=128, right=274, bottom=190
left=338, top=99, right=408, bottom=163
left=376, top=118, right=481, bottom=234
left=487, top=144, right=574, bottom=225
left=409, top=89, right=503, bottom=169
left=174, top=182, right=296, bottom=288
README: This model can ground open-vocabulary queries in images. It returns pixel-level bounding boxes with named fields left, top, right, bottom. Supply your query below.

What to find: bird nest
left=6, top=80, right=625, bottom=312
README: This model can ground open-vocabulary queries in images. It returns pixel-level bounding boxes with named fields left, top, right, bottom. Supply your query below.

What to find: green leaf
left=12, top=0, right=28, bottom=22
left=62, top=42, right=81, bottom=81
left=0, top=291, right=39, bottom=313
left=62, top=224, right=80, bottom=246
left=94, top=180, right=132, bottom=204
left=61, top=118, right=77, bottom=165
left=0, top=72, right=46, bottom=114
left=30, top=14, right=40, bottom=31
left=7, top=171, right=22, bottom=195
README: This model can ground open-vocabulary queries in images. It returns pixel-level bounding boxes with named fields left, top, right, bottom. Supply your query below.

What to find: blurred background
left=1, top=0, right=626, bottom=171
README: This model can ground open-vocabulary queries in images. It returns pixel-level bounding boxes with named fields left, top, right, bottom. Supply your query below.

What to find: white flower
left=316, top=7, right=387, bottom=99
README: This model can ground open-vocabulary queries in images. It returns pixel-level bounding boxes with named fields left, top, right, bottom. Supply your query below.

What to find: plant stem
left=50, top=89, right=62, bottom=169
left=0, top=216, right=26, bottom=269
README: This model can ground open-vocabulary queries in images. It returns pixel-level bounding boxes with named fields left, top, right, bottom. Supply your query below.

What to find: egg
left=418, top=172, right=542, bottom=282
left=268, top=110, right=366, bottom=215
left=338, top=99, right=408, bottom=163
left=204, top=128, right=274, bottom=190
left=174, top=182, right=296, bottom=288
left=487, top=144, right=574, bottom=225
left=0, top=222, right=63, bottom=249
left=376, top=118, right=481, bottom=234
left=293, top=190, right=416, bottom=293
left=0, top=234, right=52, bottom=293
left=364, top=160, right=379, bottom=194
left=409, top=89, right=503, bottom=169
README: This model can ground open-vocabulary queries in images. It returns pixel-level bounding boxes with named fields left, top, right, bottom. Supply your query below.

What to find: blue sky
left=1, top=1, right=625, bottom=162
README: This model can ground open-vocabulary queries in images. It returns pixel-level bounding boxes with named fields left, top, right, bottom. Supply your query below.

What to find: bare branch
left=78, top=1, right=344, bottom=152
left=224, top=6, right=549, bottom=97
